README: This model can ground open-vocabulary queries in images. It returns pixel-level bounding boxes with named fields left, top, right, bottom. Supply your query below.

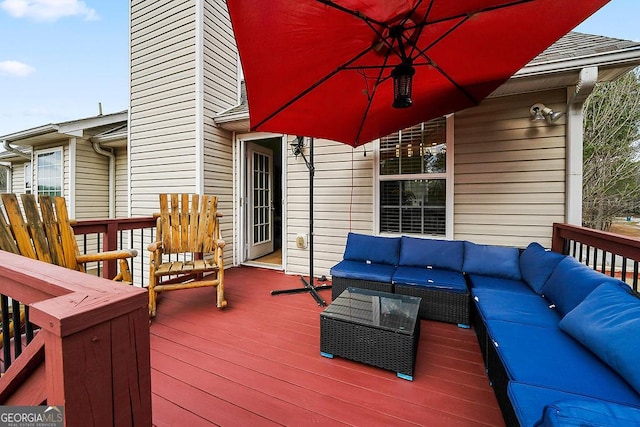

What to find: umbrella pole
left=271, top=137, right=331, bottom=305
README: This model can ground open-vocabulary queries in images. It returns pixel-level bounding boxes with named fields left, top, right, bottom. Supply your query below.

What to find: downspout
left=91, top=140, right=116, bottom=218
left=3, top=140, right=31, bottom=160
left=565, top=66, right=598, bottom=226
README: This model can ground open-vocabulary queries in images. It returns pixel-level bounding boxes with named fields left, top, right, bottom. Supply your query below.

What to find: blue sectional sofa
left=330, top=233, right=640, bottom=426
left=330, top=233, right=470, bottom=326
left=473, top=242, right=640, bottom=426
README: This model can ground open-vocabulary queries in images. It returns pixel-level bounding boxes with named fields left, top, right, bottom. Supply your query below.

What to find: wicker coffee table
left=320, top=287, right=421, bottom=380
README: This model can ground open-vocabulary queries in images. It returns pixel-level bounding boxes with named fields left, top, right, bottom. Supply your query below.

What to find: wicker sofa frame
left=331, top=276, right=470, bottom=326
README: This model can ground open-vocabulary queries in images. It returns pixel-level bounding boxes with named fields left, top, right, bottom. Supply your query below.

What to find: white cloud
left=0, top=60, right=35, bottom=77
left=1, top=0, right=99, bottom=22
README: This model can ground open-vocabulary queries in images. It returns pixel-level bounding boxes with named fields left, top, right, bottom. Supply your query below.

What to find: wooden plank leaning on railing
left=552, top=222, right=640, bottom=291
left=0, top=250, right=152, bottom=426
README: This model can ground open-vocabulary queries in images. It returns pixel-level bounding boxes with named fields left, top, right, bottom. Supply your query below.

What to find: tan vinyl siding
left=130, top=0, right=198, bottom=216
left=75, top=140, right=109, bottom=220
left=115, top=147, right=128, bottom=218
left=10, top=161, right=28, bottom=194
left=202, top=1, right=238, bottom=111
left=454, top=89, right=567, bottom=248
left=201, top=1, right=238, bottom=267
left=202, top=127, right=234, bottom=267
left=286, top=138, right=375, bottom=277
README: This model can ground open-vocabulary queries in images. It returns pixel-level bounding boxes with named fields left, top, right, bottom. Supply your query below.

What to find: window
left=378, top=118, right=449, bottom=236
left=36, top=149, right=62, bottom=197
left=24, top=163, right=32, bottom=194
left=0, top=167, right=8, bottom=193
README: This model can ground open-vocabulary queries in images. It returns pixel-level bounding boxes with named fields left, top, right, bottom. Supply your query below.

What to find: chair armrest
left=218, top=239, right=226, bottom=249
left=148, top=241, right=162, bottom=252
left=76, top=249, right=138, bottom=263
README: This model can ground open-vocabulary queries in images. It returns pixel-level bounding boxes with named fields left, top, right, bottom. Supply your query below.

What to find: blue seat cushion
left=463, top=241, right=522, bottom=280
left=508, top=382, right=640, bottom=427
left=468, top=274, right=534, bottom=295
left=519, top=242, right=565, bottom=294
left=392, top=266, right=467, bottom=293
left=472, top=288, right=560, bottom=327
left=329, top=260, right=396, bottom=283
left=536, top=399, right=640, bottom=427
left=541, top=256, right=623, bottom=315
left=398, top=236, right=464, bottom=271
left=559, top=282, right=640, bottom=395
left=487, top=320, right=640, bottom=404
left=343, top=232, right=401, bottom=266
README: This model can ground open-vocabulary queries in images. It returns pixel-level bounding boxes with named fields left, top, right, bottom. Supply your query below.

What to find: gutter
left=514, top=46, right=640, bottom=79
left=0, top=124, right=58, bottom=142
left=90, top=140, right=116, bottom=218
left=2, top=140, right=31, bottom=160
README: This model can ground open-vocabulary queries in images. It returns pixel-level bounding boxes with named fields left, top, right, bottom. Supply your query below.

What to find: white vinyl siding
left=454, top=89, right=567, bottom=248
left=286, top=137, right=375, bottom=277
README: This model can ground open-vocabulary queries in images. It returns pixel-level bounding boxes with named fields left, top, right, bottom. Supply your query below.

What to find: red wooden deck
left=150, top=266, right=505, bottom=426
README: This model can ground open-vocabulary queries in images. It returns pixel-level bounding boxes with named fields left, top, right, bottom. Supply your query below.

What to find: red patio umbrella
left=226, top=0, right=609, bottom=147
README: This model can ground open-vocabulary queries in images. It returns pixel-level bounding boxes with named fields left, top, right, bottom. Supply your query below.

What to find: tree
left=582, top=68, right=640, bottom=231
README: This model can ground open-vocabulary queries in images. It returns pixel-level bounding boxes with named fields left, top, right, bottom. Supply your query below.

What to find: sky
left=0, top=0, right=639, bottom=136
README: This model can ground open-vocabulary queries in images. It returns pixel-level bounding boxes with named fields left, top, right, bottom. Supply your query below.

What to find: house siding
left=453, top=89, right=567, bottom=248
left=202, top=0, right=238, bottom=267
left=130, top=0, right=237, bottom=269
left=115, top=146, right=129, bottom=218
left=285, top=137, right=375, bottom=276
left=75, top=140, right=109, bottom=219
left=10, top=161, right=28, bottom=194
left=130, top=0, right=198, bottom=216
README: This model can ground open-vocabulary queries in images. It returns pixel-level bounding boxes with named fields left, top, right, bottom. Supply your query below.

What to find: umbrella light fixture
left=392, top=60, right=416, bottom=108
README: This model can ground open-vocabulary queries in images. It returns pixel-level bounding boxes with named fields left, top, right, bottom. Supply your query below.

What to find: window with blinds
left=379, top=118, right=447, bottom=236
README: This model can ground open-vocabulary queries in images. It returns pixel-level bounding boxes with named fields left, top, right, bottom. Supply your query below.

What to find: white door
left=247, top=142, right=274, bottom=260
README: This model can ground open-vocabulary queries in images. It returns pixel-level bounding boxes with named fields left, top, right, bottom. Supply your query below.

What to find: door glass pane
left=252, top=151, right=271, bottom=245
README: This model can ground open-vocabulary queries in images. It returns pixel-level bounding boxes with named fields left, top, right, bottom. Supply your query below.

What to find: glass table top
left=322, top=287, right=421, bottom=334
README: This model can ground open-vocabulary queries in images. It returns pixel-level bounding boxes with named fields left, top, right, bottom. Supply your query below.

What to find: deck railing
left=0, top=250, right=152, bottom=426
left=552, top=222, right=640, bottom=291
left=72, top=216, right=157, bottom=287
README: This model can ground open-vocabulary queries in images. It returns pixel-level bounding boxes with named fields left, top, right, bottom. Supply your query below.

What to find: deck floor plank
left=151, top=266, right=505, bottom=426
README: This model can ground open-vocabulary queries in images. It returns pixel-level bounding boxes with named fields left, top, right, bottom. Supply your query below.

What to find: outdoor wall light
left=392, top=60, right=416, bottom=108
left=290, top=136, right=305, bottom=158
left=530, top=103, right=563, bottom=123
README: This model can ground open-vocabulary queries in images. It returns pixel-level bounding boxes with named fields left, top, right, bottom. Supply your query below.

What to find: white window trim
left=374, top=114, right=454, bottom=239
left=24, top=162, right=32, bottom=194
left=34, top=147, right=64, bottom=197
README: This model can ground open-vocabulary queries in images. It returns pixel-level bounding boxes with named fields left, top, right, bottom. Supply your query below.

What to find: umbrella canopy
left=227, top=0, right=609, bottom=147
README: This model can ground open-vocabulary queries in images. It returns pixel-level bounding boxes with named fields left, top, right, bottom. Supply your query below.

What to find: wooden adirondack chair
left=147, top=194, right=226, bottom=317
left=0, top=193, right=137, bottom=282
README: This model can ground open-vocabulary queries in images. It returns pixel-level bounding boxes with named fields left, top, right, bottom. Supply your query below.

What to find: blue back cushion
left=559, top=283, right=640, bottom=395
left=541, top=256, right=620, bottom=315
left=399, top=236, right=464, bottom=271
left=519, top=242, right=566, bottom=294
left=343, top=232, right=401, bottom=266
left=463, top=241, right=521, bottom=280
